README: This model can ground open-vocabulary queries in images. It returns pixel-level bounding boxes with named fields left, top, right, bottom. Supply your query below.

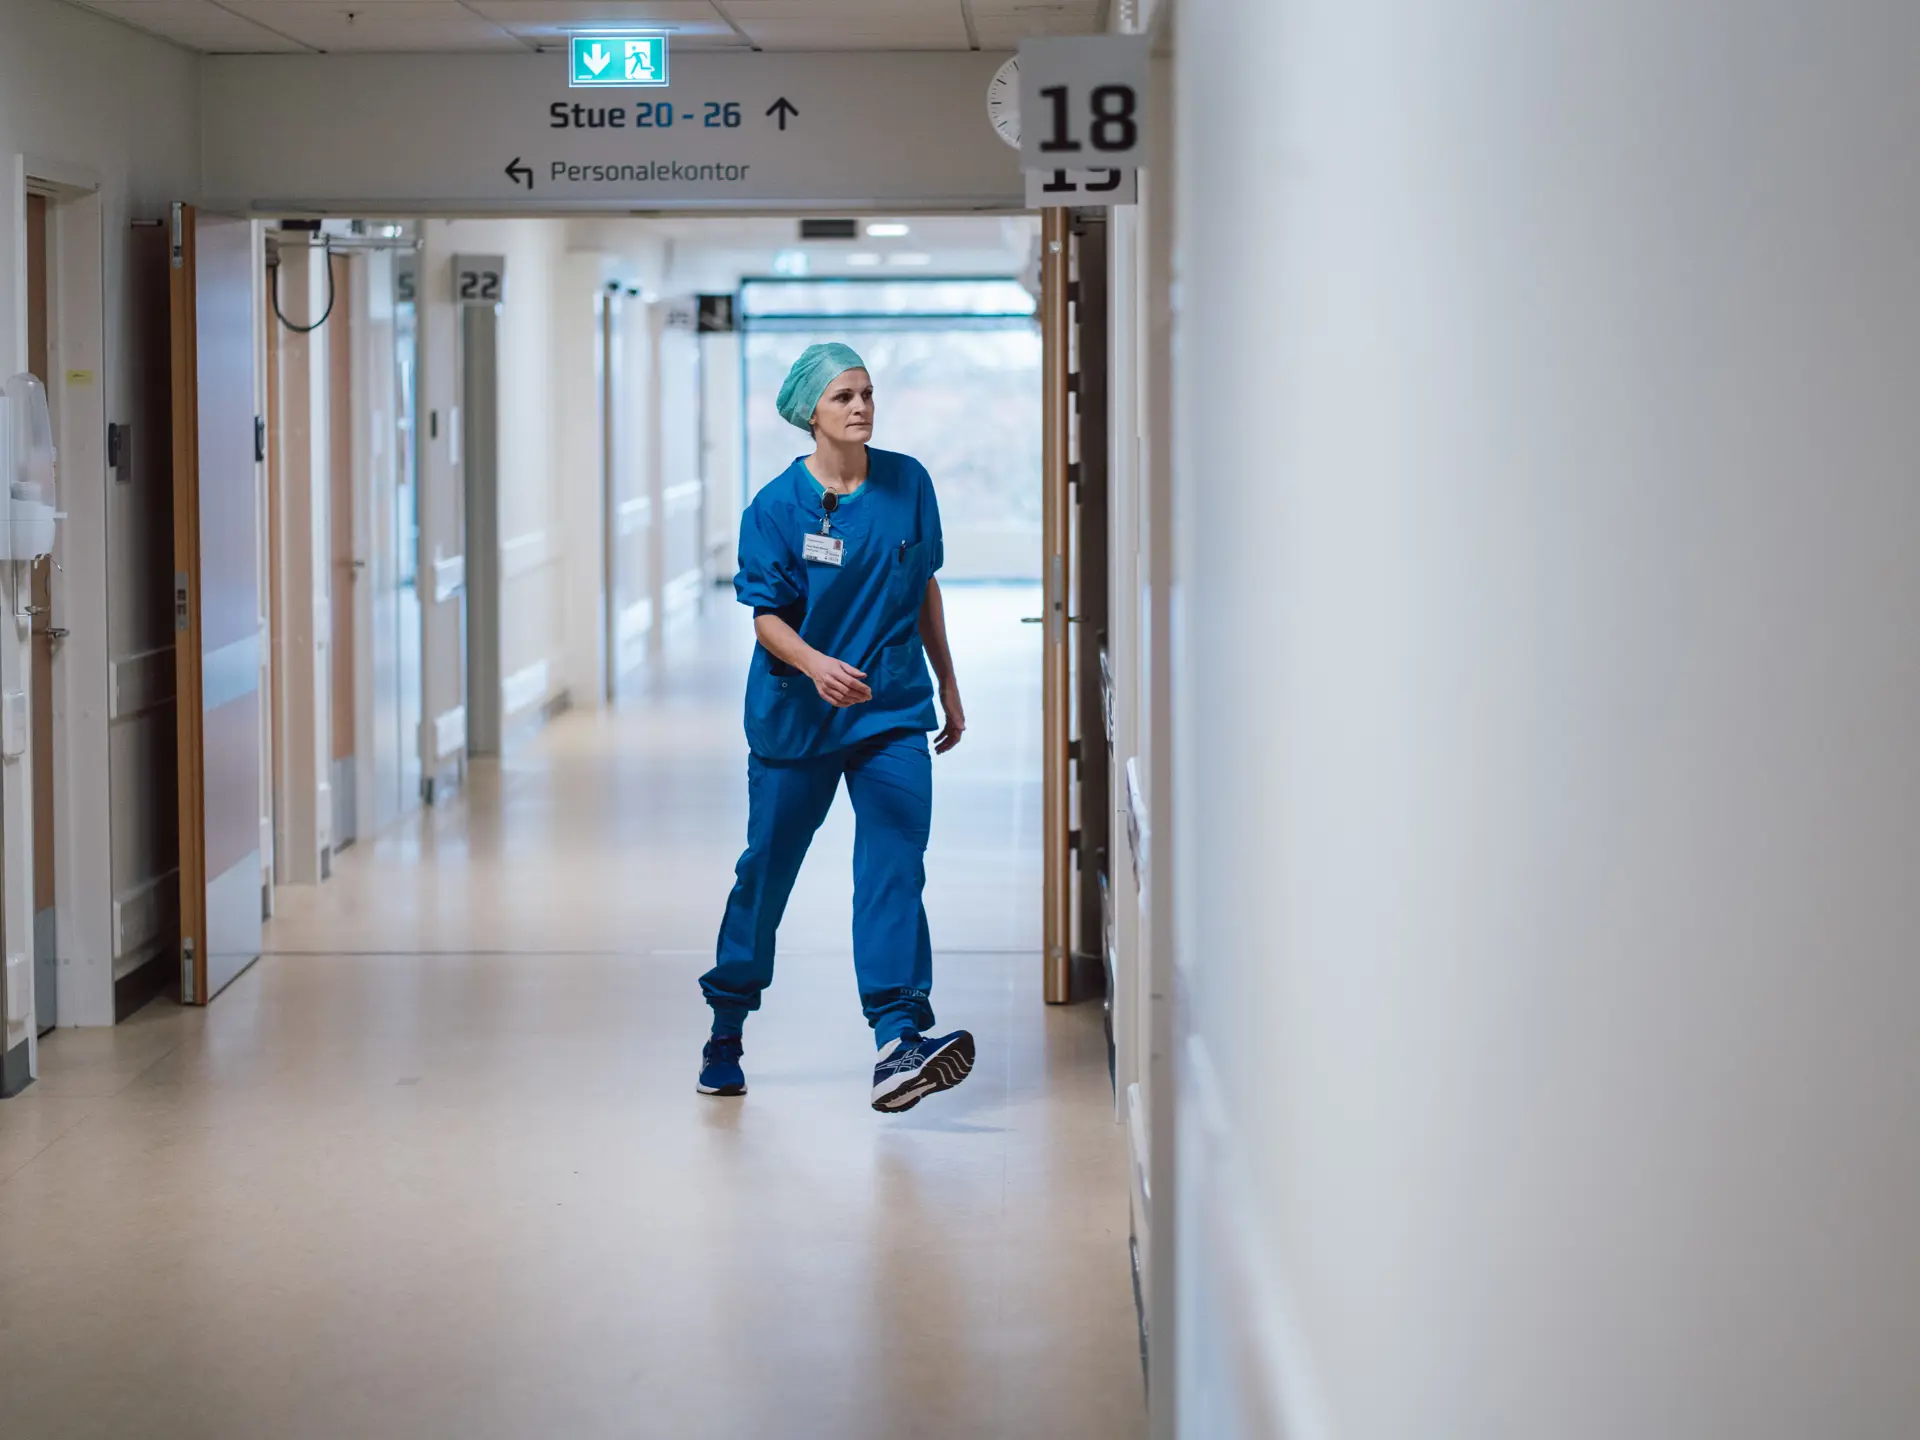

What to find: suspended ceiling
left=61, top=0, right=1107, bottom=54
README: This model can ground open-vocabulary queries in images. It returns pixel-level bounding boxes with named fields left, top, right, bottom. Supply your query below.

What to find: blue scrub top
left=734, top=447, right=944, bottom=760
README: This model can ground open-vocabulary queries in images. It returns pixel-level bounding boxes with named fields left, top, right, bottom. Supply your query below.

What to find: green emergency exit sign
left=569, top=34, right=669, bottom=88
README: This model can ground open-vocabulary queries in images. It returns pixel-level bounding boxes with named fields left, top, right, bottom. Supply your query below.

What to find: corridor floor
left=0, top=586, right=1144, bottom=1440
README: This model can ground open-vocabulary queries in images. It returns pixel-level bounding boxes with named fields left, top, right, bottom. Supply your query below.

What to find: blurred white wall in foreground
left=1173, top=3, right=1920, bottom=1435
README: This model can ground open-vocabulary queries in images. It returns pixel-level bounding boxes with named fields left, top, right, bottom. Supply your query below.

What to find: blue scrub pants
left=703, top=730, right=935, bottom=1047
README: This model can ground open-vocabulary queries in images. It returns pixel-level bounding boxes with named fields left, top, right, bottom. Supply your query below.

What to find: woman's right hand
left=806, top=654, right=872, bottom=708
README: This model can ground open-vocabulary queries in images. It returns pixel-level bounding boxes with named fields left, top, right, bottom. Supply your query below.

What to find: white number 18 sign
left=1017, top=35, right=1151, bottom=175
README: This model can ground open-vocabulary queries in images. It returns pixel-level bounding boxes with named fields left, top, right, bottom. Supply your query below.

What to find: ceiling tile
left=739, top=29, right=971, bottom=52
left=69, top=0, right=310, bottom=51
left=974, top=18, right=1101, bottom=45
left=473, top=0, right=739, bottom=47
left=221, top=1, right=524, bottom=51
left=724, top=0, right=961, bottom=12
left=502, top=30, right=748, bottom=53
left=468, top=0, right=724, bottom=22
left=73, top=0, right=1097, bottom=54
left=213, top=0, right=462, bottom=6
left=728, top=0, right=970, bottom=51
left=968, top=0, right=1103, bottom=12
left=971, top=0, right=1104, bottom=40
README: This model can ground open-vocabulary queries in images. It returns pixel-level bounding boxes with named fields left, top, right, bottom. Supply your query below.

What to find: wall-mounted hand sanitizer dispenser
left=2, top=373, right=56, bottom=561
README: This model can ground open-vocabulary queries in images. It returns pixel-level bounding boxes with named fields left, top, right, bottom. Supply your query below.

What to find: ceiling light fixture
left=866, top=222, right=910, bottom=238
left=887, top=253, right=933, bottom=267
left=846, top=253, right=883, bottom=267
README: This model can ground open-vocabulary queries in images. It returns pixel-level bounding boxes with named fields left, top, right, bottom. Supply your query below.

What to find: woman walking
left=698, top=344, right=974, bottom=1113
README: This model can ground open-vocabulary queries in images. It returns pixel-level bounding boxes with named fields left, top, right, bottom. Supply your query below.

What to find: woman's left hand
left=934, top=684, right=967, bottom=754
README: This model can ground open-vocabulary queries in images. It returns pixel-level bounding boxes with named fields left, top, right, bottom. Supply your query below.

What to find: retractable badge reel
left=803, top=491, right=845, bottom=566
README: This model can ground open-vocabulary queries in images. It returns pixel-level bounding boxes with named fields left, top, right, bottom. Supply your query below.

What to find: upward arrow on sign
left=766, top=97, right=799, bottom=130
left=583, top=43, right=611, bottom=75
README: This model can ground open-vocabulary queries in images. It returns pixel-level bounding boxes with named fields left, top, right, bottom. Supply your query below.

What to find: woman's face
left=811, top=368, right=874, bottom=444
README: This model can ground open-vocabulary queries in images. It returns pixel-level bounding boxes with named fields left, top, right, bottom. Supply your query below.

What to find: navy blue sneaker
left=870, top=1030, right=975, bottom=1113
left=698, top=1035, right=746, bottom=1096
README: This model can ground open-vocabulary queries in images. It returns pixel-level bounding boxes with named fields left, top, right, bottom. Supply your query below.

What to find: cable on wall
left=269, top=235, right=337, bottom=334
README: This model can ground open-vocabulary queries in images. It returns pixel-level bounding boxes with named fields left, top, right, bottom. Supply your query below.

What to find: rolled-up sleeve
left=734, top=500, right=804, bottom=611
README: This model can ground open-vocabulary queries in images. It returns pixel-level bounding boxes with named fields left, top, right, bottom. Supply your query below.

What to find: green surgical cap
left=776, top=342, right=867, bottom=432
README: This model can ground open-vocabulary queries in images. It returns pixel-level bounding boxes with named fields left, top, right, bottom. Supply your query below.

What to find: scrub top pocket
left=888, top=540, right=929, bottom=614
left=872, top=638, right=935, bottom=712
left=746, top=671, right=833, bottom=760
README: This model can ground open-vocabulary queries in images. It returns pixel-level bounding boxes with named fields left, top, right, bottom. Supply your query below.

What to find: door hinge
left=175, top=572, right=191, bottom=633
left=1068, top=827, right=1082, bottom=854
left=180, top=938, right=196, bottom=1004
left=170, top=203, right=184, bottom=269
left=254, top=415, right=266, bottom=463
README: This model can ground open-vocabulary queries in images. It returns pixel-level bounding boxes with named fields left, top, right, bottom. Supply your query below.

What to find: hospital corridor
left=0, top=591, right=1145, bottom=1438
left=7, top=1, right=1920, bottom=1437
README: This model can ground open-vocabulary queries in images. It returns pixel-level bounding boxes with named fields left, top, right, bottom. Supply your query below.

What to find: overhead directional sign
left=570, top=34, right=668, bottom=89
left=200, top=53, right=1022, bottom=212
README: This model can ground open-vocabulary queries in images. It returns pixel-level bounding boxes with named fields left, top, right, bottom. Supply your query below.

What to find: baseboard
left=1, top=1037, right=30, bottom=1096
left=114, top=945, right=176, bottom=1021
left=1070, top=948, right=1107, bottom=1001
left=422, top=762, right=462, bottom=807
left=1130, top=1228, right=1149, bottom=1393
left=502, top=684, right=571, bottom=754
left=1180, top=1035, right=1332, bottom=1440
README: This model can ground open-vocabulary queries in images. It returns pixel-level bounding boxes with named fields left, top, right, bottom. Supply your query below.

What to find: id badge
left=803, top=532, right=845, bottom=567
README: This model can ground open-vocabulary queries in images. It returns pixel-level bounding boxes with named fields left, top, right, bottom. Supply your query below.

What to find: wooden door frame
left=168, top=203, right=209, bottom=1004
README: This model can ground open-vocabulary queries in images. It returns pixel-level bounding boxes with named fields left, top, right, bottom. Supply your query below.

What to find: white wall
left=1172, top=2, right=1920, bottom=1436
left=700, top=328, right=742, bottom=583
left=556, top=252, right=609, bottom=707
left=657, top=309, right=703, bottom=623
left=0, top=0, right=201, bottom=1023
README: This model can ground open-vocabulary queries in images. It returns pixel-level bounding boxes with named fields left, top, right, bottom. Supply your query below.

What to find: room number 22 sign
left=1017, top=35, right=1150, bottom=174
left=453, top=254, right=507, bottom=306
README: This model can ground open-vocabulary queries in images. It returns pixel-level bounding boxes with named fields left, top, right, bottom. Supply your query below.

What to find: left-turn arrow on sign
left=505, top=157, right=534, bottom=190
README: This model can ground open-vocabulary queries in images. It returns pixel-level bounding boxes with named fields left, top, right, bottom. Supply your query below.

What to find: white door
left=169, top=204, right=265, bottom=1004
left=358, top=248, right=412, bottom=833
left=392, top=257, right=424, bottom=812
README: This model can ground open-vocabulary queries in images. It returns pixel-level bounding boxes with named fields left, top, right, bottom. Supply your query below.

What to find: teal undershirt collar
left=801, top=458, right=870, bottom=503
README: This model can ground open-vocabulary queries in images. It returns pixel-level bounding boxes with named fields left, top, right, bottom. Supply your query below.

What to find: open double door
left=169, top=205, right=265, bottom=1004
